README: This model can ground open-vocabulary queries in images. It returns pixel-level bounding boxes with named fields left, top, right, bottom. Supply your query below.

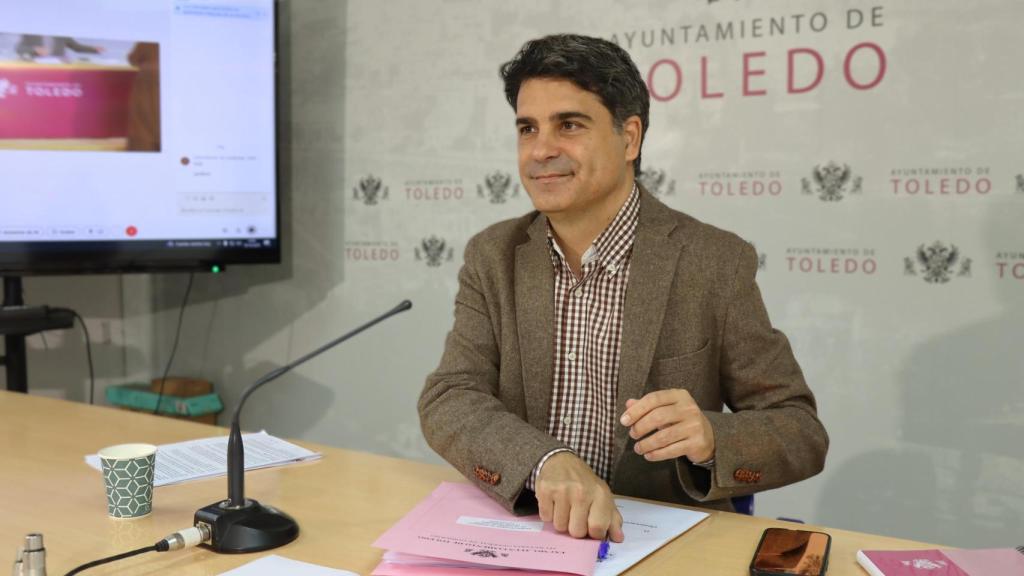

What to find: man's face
left=515, top=78, right=640, bottom=219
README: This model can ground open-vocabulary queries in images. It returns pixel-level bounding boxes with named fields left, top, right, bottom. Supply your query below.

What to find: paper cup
left=98, top=443, right=157, bottom=519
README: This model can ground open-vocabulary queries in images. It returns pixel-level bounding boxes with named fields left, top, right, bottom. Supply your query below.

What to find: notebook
left=856, top=546, right=1024, bottom=575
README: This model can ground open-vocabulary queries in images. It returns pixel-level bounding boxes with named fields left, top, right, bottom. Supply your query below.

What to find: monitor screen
left=0, top=0, right=279, bottom=274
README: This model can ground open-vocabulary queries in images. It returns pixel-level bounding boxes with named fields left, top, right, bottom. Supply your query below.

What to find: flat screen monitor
left=0, top=0, right=279, bottom=274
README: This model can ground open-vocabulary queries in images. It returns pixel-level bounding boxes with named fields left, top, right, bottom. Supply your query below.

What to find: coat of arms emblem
left=464, top=548, right=507, bottom=558
left=801, top=162, right=862, bottom=201
left=0, top=78, right=17, bottom=99
left=353, top=174, right=389, bottom=206
left=902, top=559, right=948, bottom=569
left=905, top=241, right=972, bottom=284
left=637, top=167, right=676, bottom=197
left=415, top=236, right=454, bottom=267
left=477, top=171, right=520, bottom=204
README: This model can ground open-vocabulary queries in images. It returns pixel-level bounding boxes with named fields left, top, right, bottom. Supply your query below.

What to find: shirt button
left=608, top=264, right=618, bottom=274
left=562, top=416, right=572, bottom=426
left=567, top=351, right=577, bottom=361
left=573, top=288, right=583, bottom=298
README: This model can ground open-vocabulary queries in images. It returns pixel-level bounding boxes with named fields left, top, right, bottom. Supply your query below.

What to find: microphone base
left=195, top=498, right=299, bottom=553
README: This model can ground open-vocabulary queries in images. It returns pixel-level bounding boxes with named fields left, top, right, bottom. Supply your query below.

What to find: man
left=126, top=42, right=161, bottom=152
left=419, top=34, right=828, bottom=543
left=15, top=35, right=103, bottom=61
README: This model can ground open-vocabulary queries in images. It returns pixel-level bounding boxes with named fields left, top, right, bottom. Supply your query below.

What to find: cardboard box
left=106, top=378, right=222, bottom=425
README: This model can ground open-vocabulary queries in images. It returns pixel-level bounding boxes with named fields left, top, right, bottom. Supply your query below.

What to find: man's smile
left=532, top=173, right=573, bottom=182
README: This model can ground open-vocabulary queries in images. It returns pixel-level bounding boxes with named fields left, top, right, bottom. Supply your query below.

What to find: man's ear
left=622, top=115, right=643, bottom=163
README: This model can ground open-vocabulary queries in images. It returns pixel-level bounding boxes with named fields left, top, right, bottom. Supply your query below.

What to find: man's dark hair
left=500, top=34, right=650, bottom=174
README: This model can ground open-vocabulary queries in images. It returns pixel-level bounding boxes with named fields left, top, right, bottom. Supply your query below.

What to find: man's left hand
left=620, top=390, right=715, bottom=463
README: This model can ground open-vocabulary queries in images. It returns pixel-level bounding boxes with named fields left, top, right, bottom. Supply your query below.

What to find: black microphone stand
left=194, top=300, right=412, bottom=553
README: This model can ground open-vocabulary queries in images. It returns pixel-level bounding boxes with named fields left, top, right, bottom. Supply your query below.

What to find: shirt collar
left=548, top=183, right=640, bottom=271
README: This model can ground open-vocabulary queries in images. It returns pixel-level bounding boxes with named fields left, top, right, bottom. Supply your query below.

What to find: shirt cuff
left=692, top=457, right=715, bottom=469
left=525, top=448, right=575, bottom=492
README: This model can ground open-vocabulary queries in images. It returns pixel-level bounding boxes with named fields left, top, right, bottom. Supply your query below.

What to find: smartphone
left=749, top=527, right=831, bottom=576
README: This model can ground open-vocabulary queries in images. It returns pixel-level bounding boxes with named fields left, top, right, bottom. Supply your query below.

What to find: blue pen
left=597, top=539, right=610, bottom=560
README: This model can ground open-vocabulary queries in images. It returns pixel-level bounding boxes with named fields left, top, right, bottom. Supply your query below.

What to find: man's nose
left=529, top=129, right=560, bottom=163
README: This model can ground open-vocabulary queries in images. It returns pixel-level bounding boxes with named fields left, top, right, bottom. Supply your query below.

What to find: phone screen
left=751, top=528, right=829, bottom=575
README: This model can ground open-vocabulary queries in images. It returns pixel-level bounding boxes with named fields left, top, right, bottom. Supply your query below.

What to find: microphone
left=194, top=299, right=412, bottom=553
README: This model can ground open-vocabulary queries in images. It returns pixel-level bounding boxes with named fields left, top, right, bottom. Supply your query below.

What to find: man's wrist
left=527, top=448, right=574, bottom=491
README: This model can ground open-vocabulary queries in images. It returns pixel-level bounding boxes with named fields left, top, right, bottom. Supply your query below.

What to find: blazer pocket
left=652, top=339, right=711, bottom=377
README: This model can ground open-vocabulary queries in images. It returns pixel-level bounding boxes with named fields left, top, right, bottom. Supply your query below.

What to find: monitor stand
left=1, top=276, right=75, bottom=393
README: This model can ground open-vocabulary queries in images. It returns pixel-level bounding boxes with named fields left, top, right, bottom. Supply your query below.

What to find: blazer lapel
left=516, top=213, right=555, bottom=430
left=613, top=190, right=686, bottom=464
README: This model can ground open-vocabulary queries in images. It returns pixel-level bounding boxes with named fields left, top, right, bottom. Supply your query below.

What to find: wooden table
left=0, top=392, right=933, bottom=575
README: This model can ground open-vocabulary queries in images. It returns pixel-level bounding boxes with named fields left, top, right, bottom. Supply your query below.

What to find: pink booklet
left=372, top=482, right=600, bottom=576
left=857, top=547, right=1024, bottom=576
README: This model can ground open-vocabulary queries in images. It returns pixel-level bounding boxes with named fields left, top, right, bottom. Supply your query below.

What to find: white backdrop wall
left=112, top=0, right=1023, bottom=548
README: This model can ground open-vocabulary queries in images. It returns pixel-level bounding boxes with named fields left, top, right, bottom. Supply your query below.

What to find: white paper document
left=218, top=555, right=358, bottom=575
left=594, top=498, right=708, bottom=576
left=85, top=431, right=321, bottom=487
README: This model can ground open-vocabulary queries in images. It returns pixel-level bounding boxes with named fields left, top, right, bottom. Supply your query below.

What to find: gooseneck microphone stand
left=194, top=300, right=413, bottom=553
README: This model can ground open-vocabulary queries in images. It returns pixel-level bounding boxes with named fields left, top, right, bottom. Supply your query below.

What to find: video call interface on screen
left=0, top=0, right=276, bottom=250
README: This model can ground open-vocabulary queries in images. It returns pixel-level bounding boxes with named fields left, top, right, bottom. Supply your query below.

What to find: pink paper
left=373, top=482, right=599, bottom=576
left=943, top=548, right=1024, bottom=575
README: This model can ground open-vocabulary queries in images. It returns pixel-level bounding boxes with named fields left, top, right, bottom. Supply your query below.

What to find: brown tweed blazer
left=419, top=188, right=828, bottom=514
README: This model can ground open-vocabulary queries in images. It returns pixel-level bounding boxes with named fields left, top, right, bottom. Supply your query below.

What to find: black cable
left=70, top=311, right=96, bottom=405
left=64, top=541, right=166, bottom=576
left=152, top=273, right=195, bottom=415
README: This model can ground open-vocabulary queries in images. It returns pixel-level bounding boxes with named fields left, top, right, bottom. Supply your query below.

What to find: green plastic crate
left=105, top=383, right=223, bottom=417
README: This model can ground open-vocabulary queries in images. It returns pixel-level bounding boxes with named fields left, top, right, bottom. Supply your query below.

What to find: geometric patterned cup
left=98, top=443, right=157, bottom=519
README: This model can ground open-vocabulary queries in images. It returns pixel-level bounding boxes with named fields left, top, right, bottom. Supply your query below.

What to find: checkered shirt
left=538, top=185, right=639, bottom=484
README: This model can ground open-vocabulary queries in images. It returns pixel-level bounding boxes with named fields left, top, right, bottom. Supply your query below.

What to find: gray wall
left=3, top=275, right=129, bottom=402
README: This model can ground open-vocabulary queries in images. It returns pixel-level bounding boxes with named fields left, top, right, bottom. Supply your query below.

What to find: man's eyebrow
left=552, top=111, right=593, bottom=123
left=515, top=111, right=594, bottom=125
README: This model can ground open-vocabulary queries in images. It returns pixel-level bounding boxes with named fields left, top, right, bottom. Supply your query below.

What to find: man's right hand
left=535, top=452, right=624, bottom=542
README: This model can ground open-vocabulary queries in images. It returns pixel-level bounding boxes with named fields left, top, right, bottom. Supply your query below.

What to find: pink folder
left=373, top=482, right=600, bottom=576
left=374, top=560, right=571, bottom=576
